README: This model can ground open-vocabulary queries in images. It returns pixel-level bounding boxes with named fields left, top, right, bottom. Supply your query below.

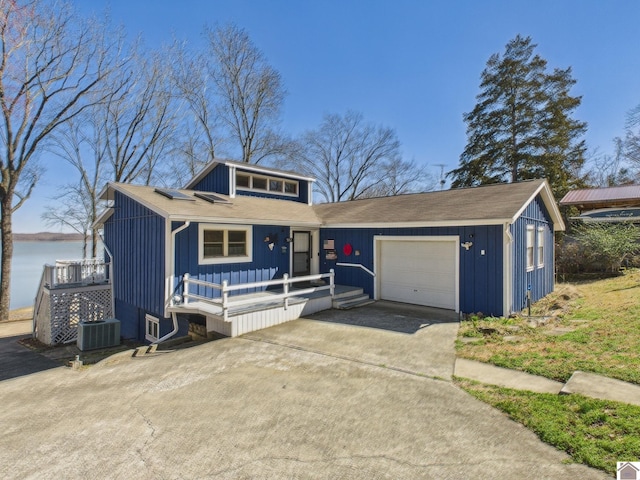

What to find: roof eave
left=511, top=180, right=565, bottom=231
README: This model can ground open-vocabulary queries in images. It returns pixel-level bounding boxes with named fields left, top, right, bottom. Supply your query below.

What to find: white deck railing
left=335, top=262, right=376, bottom=277
left=178, top=270, right=335, bottom=321
left=44, top=259, right=111, bottom=288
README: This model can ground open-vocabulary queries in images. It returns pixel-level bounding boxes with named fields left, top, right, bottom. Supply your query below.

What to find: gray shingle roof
left=99, top=178, right=564, bottom=231
left=314, top=180, right=556, bottom=227
left=101, top=183, right=322, bottom=227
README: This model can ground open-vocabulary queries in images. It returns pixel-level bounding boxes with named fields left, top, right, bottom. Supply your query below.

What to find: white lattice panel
left=35, top=285, right=113, bottom=346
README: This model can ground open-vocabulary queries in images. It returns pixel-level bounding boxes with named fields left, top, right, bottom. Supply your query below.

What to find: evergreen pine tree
left=450, top=35, right=587, bottom=199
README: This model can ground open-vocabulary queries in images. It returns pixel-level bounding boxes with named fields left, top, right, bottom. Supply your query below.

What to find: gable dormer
left=184, top=159, right=315, bottom=205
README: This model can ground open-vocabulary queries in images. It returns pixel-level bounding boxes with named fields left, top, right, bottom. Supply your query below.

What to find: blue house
left=97, top=159, right=564, bottom=342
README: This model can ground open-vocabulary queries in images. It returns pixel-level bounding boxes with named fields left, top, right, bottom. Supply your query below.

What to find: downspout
left=157, top=221, right=190, bottom=344
left=98, top=233, right=116, bottom=319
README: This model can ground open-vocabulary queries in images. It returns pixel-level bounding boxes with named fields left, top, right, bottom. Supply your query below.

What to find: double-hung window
left=526, top=225, right=535, bottom=271
left=537, top=227, right=545, bottom=268
left=199, top=224, right=252, bottom=265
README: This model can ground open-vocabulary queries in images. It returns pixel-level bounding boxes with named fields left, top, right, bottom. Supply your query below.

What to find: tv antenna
left=435, top=164, right=446, bottom=190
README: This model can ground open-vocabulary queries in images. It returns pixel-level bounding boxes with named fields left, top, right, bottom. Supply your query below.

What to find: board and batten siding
left=510, top=194, right=555, bottom=313
left=320, top=225, right=504, bottom=316
left=173, top=222, right=290, bottom=298
left=191, top=163, right=230, bottom=194
left=103, top=191, right=168, bottom=340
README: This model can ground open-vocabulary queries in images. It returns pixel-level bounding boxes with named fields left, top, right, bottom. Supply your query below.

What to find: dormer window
left=235, top=172, right=299, bottom=196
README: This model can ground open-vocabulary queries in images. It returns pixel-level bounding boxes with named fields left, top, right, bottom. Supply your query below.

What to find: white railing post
left=283, top=273, right=289, bottom=310
left=183, top=273, right=190, bottom=305
left=222, top=279, right=229, bottom=322
left=329, top=269, right=335, bottom=298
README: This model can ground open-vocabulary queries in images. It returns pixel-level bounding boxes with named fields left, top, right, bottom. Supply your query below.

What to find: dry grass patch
left=457, top=269, right=640, bottom=384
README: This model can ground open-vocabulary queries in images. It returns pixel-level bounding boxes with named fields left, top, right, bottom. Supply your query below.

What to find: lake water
left=10, top=241, right=90, bottom=310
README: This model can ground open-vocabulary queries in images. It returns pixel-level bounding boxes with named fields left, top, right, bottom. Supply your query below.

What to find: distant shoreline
left=14, top=232, right=85, bottom=242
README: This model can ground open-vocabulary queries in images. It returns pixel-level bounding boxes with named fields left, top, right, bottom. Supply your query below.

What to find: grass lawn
left=456, top=269, right=640, bottom=475
left=457, top=269, right=640, bottom=384
left=456, top=379, right=640, bottom=476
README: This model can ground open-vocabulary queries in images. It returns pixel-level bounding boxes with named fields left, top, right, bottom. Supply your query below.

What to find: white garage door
left=379, top=239, right=457, bottom=310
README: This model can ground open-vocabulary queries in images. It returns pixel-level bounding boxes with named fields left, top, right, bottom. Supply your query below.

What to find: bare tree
left=623, top=105, right=640, bottom=180
left=206, top=23, right=287, bottom=164
left=586, top=140, right=636, bottom=187
left=360, top=158, right=435, bottom=198
left=42, top=179, right=95, bottom=259
left=282, top=111, right=406, bottom=202
left=49, top=42, right=176, bottom=259
left=102, top=46, right=175, bottom=185
left=166, top=39, right=222, bottom=185
left=46, top=117, right=105, bottom=258
left=0, top=0, right=125, bottom=319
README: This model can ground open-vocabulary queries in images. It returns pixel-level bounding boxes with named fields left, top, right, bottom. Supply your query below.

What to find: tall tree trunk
left=0, top=197, right=14, bottom=320
left=91, top=227, right=98, bottom=259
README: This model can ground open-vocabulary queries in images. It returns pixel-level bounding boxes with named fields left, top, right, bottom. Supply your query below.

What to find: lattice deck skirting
left=34, top=284, right=113, bottom=345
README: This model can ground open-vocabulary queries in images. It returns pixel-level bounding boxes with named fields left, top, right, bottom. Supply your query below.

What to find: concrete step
left=333, top=294, right=374, bottom=310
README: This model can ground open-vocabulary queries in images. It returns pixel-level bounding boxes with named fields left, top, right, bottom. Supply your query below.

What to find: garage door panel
left=379, top=240, right=456, bottom=310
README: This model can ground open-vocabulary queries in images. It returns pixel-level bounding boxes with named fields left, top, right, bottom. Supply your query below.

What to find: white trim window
left=526, top=225, right=535, bottom=271
left=145, top=314, right=159, bottom=342
left=199, top=224, right=253, bottom=265
left=537, top=227, right=545, bottom=268
left=236, top=172, right=298, bottom=196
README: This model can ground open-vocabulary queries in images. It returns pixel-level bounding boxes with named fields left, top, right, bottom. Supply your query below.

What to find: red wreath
left=343, top=243, right=353, bottom=256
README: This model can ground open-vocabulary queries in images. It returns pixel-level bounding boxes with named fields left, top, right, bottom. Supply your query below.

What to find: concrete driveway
left=245, top=301, right=460, bottom=380
left=0, top=303, right=607, bottom=479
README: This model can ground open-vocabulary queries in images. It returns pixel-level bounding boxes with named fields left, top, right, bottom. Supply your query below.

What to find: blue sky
left=15, top=0, right=640, bottom=232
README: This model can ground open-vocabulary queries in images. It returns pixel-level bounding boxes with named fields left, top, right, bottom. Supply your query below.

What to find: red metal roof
left=560, top=185, right=640, bottom=206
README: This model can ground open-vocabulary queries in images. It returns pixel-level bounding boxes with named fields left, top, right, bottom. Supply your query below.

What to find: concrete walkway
left=454, top=358, right=640, bottom=407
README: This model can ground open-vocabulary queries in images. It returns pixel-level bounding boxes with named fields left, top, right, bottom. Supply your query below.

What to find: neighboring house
left=560, top=184, right=640, bottom=223
left=97, top=159, right=564, bottom=342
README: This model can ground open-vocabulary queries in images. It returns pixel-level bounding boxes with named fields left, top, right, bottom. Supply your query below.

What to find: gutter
left=157, top=221, right=190, bottom=344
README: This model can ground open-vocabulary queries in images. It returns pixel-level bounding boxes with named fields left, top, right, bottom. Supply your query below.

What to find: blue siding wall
left=104, top=192, right=187, bottom=341
left=511, top=194, right=555, bottom=313
left=192, top=164, right=230, bottom=194
left=173, top=223, right=290, bottom=297
left=320, top=225, right=505, bottom=316
left=192, top=163, right=311, bottom=203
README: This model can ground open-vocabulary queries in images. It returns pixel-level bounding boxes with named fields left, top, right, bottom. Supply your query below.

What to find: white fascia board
left=183, top=162, right=219, bottom=190
left=93, top=207, right=114, bottom=228
left=167, top=214, right=322, bottom=228
left=109, top=183, right=171, bottom=220
left=322, top=218, right=512, bottom=229
left=511, top=180, right=565, bottom=231
left=98, top=183, right=111, bottom=201
left=224, top=161, right=317, bottom=183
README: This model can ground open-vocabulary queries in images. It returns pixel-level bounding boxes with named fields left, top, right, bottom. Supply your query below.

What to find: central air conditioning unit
left=77, top=318, right=121, bottom=351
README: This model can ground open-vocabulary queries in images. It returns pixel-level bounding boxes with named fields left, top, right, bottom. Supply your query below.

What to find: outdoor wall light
left=461, top=241, right=473, bottom=250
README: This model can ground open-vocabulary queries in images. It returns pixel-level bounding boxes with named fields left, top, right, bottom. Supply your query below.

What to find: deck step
left=333, top=294, right=374, bottom=310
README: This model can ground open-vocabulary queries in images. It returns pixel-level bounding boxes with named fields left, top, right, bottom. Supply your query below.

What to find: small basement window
left=145, top=314, right=159, bottom=342
left=199, top=224, right=253, bottom=265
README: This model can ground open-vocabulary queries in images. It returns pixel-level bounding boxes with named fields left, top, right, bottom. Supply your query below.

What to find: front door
left=292, top=231, right=311, bottom=276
